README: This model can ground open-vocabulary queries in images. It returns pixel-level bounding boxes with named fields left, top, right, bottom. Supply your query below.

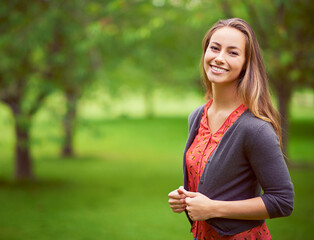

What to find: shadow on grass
left=0, top=178, right=71, bottom=189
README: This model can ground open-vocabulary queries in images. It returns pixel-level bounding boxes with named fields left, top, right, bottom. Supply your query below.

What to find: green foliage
left=0, top=1, right=54, bottom=113
left=1, top=0, right=313, bottom=103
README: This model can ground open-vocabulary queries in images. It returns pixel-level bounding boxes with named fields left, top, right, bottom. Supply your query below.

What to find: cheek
left=204, top=48, right=212, bottom=61
left=203, top=56, right=210, bottom=70
left=203, top=51, right=213, bottom=67
left=239, top=57, right=246, bottom=70
left=232, top=59, right=245, bottom=73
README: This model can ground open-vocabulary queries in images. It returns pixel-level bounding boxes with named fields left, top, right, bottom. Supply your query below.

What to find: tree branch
left=28, top=89, right=51, bottom=117
left=246, top=0, right=269, bottom=48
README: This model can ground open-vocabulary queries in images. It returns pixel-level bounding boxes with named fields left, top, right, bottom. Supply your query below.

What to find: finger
left=178, top=188, right=198, bottom=198
left=185, top=197, right=193, bottom=205
left=170, top=203, right=186, bottom=210
left=168, top=190, right=185, bottom=199
left=170, top=203, right=186, bottom=212
left=177, top=186, right=185, bottom=195
left=168, top=191, right=180, bottom=199
left=172, top=207, right=186, bottom=213
left=176, top=187, right=187, bottom=199
left=188, top=212, right=194, bottom=221
left=168, top=198, right=185, bottom=205
left=185, top=202, right=191, bottom=210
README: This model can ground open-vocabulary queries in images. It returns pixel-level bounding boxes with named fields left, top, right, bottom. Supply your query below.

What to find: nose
left=214, top=52, right=225, bottom=65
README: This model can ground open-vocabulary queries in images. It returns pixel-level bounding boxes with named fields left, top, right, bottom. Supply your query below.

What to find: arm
left=180, top=188, right=269, bottom=221
left=246, top=123, right=294, bottom=218
left=214, top=197, right=270, bottom=220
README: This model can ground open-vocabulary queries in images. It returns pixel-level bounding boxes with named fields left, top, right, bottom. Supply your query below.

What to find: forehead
left=210, top=27, right=246, bottom=49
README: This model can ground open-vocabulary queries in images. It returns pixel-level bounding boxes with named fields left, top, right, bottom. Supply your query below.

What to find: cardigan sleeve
left=245, top=122, right=294, bottom=218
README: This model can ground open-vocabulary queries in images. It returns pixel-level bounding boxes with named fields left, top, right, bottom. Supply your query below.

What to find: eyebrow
left=211, top=42, right=242, bottom=51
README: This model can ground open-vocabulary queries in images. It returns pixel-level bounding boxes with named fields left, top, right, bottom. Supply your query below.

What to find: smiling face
left=203, top=27, right=246, bottom=86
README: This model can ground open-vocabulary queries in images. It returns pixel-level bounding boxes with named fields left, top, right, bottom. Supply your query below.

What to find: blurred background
left=0, top=0, right=313, bottom=239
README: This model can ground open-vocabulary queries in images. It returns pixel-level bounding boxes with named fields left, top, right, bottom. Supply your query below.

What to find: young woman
left=168, top=18, right=294, bottom=240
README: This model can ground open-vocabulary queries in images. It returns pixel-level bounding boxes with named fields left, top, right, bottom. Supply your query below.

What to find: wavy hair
left=201, top=18, right=282, bottom=145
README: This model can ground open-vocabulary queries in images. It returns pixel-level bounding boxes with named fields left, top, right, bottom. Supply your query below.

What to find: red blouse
left=186, top=100, right=271, bottom=240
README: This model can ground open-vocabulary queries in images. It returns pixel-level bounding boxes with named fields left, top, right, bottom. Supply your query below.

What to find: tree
left=0, top=0, right=57, bottom=180
left=45, top=1, right=96, bottom=157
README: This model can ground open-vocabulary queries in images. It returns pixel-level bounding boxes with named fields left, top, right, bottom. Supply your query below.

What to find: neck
left=211, top=82, right=243, bottom=111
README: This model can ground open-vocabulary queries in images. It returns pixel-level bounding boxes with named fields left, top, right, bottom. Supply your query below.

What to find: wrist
left=207, top=199, right=224, bottom=219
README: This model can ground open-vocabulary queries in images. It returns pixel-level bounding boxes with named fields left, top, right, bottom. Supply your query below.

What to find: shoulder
left=186, top=104, right=206, bottom=133
left=238, top=111, right=275, bottom=134
left=238, top=111, right=279, bottom=148
left=188, top=104, right=205, bottom=123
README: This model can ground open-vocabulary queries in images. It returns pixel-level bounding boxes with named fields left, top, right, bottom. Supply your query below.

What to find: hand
left=168, top=186, right=187, bottom=213
left=179, top=188, right=217, bottom=221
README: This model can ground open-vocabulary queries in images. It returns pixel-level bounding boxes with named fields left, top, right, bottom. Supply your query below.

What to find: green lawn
left=0, top=113, right=313, bottom=239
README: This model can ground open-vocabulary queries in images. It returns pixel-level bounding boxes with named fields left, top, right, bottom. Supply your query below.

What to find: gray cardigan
left=183, top=105, right=294, bottom=236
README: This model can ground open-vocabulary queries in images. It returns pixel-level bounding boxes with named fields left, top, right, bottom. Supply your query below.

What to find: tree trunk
left=11, top=107, right=34, bottom=180
left=62, top=92, right=77, bottom=157
left=143, top=87, right=154, bottom=118
left=274, top=84, right=292, bottom=166
left=220, top=1, right=233, bottom=18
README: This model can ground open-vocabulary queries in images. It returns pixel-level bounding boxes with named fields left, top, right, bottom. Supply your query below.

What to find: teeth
left=212, top=66, right=228, bottom=73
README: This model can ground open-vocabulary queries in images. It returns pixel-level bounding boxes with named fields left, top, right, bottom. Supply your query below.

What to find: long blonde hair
left=201, top=18, right=282, bottom=145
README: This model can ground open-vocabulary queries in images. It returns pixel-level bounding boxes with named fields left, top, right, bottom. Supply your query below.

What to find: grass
left=0, top=117, right=191, bottom=240
left=0, top=99, right=313, bottom=239
left=288, top=119, right=314, bottom=163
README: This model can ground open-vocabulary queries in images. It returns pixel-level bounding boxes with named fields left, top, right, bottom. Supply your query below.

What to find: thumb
left=178, top=186, right=198, bottom=198
left=177, top=186, right=186, bottom=195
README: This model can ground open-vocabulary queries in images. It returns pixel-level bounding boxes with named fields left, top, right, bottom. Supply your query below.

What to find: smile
left=210, top=65, right=229, bottom=73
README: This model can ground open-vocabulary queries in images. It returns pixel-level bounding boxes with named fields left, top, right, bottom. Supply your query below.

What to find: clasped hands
left=168, top=186, right=217, bottom=221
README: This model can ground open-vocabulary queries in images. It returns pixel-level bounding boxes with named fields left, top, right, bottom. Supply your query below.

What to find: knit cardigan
left=183, top=105, right=294, bottom=236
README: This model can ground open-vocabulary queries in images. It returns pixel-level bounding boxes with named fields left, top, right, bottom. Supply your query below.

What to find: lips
left=210, top=65, right=229, bottom=73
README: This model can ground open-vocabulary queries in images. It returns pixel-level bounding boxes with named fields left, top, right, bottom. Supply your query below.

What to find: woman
left=168, top=18, right=294, bottom=240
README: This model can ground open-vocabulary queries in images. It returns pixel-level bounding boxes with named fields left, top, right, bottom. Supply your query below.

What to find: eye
left=210, top=46, right=219, bottom=51
left=230, top=51, right=239, bottom=56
